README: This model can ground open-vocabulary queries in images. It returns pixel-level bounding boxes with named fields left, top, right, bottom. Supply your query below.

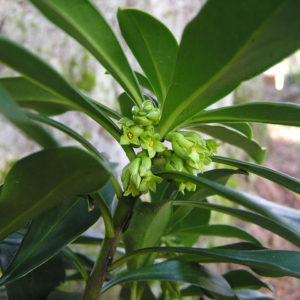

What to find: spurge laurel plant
left=0, top=0, right=300, bottom=299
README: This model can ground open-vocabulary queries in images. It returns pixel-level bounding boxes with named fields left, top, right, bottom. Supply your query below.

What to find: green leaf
left=168, top=224, right=261, bottom=246
left=0, top=196, right=100, bottom=284
left=158, top=0, right=300, bottom=136
left=0, top=86, right=57, bottom=148
left=103, top=261, right=235, bottom=298
left=0, top=244, right=65, bottom=300
left=135, top=71, right=154, bottom=94
left=123, top=201, right=172, bottom=270
left=118, top=93, right=134, bottom=119
left=188, top=102, right=300, bottom=127
left=118, top=8, right=178, bottom=104
left=159, top=171, right=300, bottom=247
left=212, top=156, right=300, bottom=194
left=0, top=36, right=121, bottom=140
left=30, top=0, right=144, bottom=106
left=27, top=112, right=101, bottom=158
left=173, top=201, right=300, bottom=250
left=0, top=77, right=72, bottom=116
left=47, top=290, right=82, bottom=300
left=221, top=122, right=253, bottom=139
left=112, top=246, right=300, bottom=279
left=0, top=147, right=110, bottom=242
left=224, top=269, right=272, bottom=291
left=235, top=290, right=274, bottom=300
left=191, top=124, right=266, bottom=163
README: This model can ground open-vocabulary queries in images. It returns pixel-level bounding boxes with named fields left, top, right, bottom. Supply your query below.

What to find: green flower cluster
left=120, top=100, right=219, bottom=196
left=121, top=152, right=162, bottom=196
left=156, top=131, right=219, bottom=193
left=119, top=100, right=165, bottom=158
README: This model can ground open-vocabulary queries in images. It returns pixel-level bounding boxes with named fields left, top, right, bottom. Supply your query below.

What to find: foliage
left=0, top=0, right=300, bottom=299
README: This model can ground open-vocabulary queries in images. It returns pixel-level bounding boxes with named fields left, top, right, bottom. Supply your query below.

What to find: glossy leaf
left=0, top=147, right=110, bottom=242
left=0, top=36, right=121, bottom=140
left=30, top=0, right=144, bottom=106
left=118, top=8, right=178, bottom=104
left=212, top=156, right=300, bottom=194
left=135, top=71, right=154, bottom=93
left=188, top=102, right=300, bottom=127
left=27, top=112, right=101, bottom=157
left=159, top=171, right=300, bottom=247
left=0, top=86, right=57, bottom=148
left=0, top=77, right=72, bottom=115
left=191, top=124, right=266, bottom=163
left=173, top=201, right=300, bottom=249
left=103, top=261, right=235, bottom=298
left=224, top=269, right=272, bottom=291
left=118, top=93, right=134, bottom=119
left=123, top=201, right=172, bottom=270
left=0, top=243, right=65, bottom=300
left=168, top=224, right=261, bottom=246
left=235, top=290, right=274, bottom=300
left=0, top=77, right=121, bottom=120
left=221, top=122, right=253, bottom=139
left=158, top=0, right=300, bottom=136
left=112, top=246, right=300, bottom=278
left=1, top=197, right=100, bottom=284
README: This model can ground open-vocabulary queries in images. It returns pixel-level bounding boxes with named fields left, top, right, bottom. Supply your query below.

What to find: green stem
left=110, top=175, right=123, bottom=200
left=91, top=192, right=114, bottom=239
left=81, top=195, right=136, bottom=300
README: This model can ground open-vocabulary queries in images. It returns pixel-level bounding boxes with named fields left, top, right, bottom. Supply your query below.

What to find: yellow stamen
left=127, top=132, right=134, bottom=139
left=149, top=140, right=154, bottom=147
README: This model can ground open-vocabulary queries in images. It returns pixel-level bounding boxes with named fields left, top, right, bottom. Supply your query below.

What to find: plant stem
left=81, top=195, right=136, bottom=300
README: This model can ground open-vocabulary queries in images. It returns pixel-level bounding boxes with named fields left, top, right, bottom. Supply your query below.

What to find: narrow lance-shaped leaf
left=158, top=0, right=300, bottom=136
left=190, top=124, right=266, bottom=164
left=220, top=122, right=253, bottom=139
left=0, top=197, right=100, bottom=285
left=174, top=201, right=300, bottom=249
left=0, top=36, right=121, bottom=141
left=103, top=261, right=235, bottom=299
left=123, top=201, right=172, bottom=270
left=167, top=224, right=261, bottom=246
left=30, top=0, right=144, bottom=106
left=111, top=246, right=300, bottom=278
left=158, top=171, right=300, bottom=248
left=118, top=8, right=178, bottom=104
left=0, top=147, right=110, bottom=242
left=188, top=102, right=300, bottom=127
left=135, top=71, right=155, bottom=94
left=0, top=86, right=57, bottom=148
left=212, top=155, right=300, bottom=194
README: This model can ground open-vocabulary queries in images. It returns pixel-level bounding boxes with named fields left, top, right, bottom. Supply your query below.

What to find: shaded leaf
left=124, top=201, right=172, bottom=270
left=30, top=0, right=143, bottom=106
left=118, top=8, right=178, bottom=104
left=112, top=246, right=300, bottom=278
left=104, top=261, right=235, bottom=298
left=158, top=0, right=300, bottom=135
left=158, top=171, right=300, bottom=248
left=168, top=224, right=261, bottom=246
left=191, top=124, right=266, bottom=164
left=0, top=147, right=110, bottom=242
left=0, top=197, right=100, bottom=285
left=118, top=93, right=134, bottom=119
left=212, top=155, right=300, bottom=194
left=189, top=102, right=300, bottom=127
left=135, top=71, right=154, bottom=93
left=0, top=86, right=57, bottom=148
left=223, top=269, right=272, bottom=291
left=221, top=122, right=253, bottom=139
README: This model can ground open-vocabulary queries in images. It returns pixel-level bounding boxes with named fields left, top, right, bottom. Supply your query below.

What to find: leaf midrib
left=159, top=1, right=288, bottom=136
left=0, top=168, right=93, bottom=239
left=39, top=0, right=143, bottom=106
left=5, top=199, right=79, bottom=279
left=130, top=13, right=165, bottom=101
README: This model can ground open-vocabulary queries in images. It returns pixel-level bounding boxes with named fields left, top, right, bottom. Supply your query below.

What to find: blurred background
left=0, top=0, right=300, bottom=298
